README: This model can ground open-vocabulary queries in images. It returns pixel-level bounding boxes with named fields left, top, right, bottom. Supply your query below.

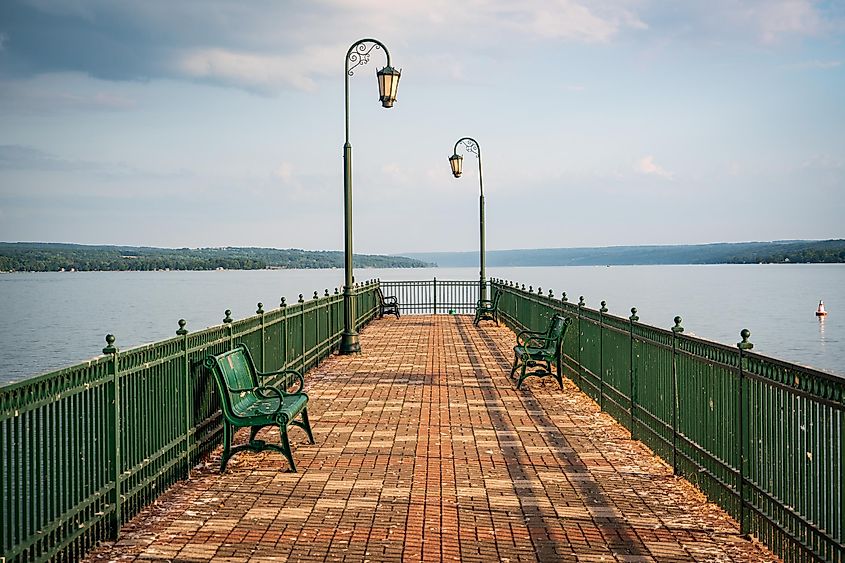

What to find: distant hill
left=0, top=243, right=433, bottom=272
left=407, top=240, right=845, bottom=267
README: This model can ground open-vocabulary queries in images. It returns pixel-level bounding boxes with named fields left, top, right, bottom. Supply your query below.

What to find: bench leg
left=510, top=352, right=520, bottom=378
left=300, top=408, right=315, bottom=444
left=220, top=423, right=233, bottom=473
left=278, top=425, right=297, bottom=472
left=516, top=362, right=529, bottom=390
left=556, top=357, right=564, bottom=389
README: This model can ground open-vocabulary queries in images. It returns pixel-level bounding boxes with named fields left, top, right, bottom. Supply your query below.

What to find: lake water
left=1, top=264, right=842, bottom=384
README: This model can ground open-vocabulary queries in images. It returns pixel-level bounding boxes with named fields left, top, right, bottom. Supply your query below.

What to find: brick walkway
left=86, top=316, right=776, bottom=562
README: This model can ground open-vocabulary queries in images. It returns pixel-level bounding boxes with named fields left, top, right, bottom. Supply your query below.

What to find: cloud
left=755, top=0, right=824, bottom=43
left=0, top=144, right=89, bottom=171
left=0, top=32, right=8, bottom=51
left=636, top=0, right=841, bottom=46
left=0, top=74, right=138, bottom=114
left=0, top=0, right=647, bottom=94
left=786, top=59, right=843, bottom=69
left=174, top=45, right=340, bottom=93
left=635, top=155, right=674, bottom=180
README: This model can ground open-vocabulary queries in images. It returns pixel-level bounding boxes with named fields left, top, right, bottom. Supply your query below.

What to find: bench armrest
left=382, top=295, right=398, bottom=304
left=516, top=329, right=546, bottom=346
left=253, top=385, right=284, bottom=403
left=257, top=368, right=305, bottom=394
left=476, top=299, right=494, bottom=307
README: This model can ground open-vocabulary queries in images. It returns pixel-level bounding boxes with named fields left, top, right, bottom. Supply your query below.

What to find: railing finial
left=103, top=334, right=117, bottom=355
left=176, top=319, right=188, bottom=336
left=629, top=308, right=639, bottom=322
left=600, top=301, right=608, bottom=313
left=256, top=303, right=264, bottom=314
left=672, top=316, right=684, bottom=333
left=223, top=310, right=233, bottom=323
left=738, top=329, right=753, bottom=350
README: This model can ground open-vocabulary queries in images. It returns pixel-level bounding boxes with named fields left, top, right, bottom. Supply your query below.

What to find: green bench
left=376, top=286, right=400, bottom=318
left=510, top=313, right=572, bottom=390
left=204, top=344, right=315, bottom=472
left=474, top=289, right=502, bottom=326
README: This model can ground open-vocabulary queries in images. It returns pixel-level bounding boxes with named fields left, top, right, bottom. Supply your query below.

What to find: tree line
left=0, top=243, right=433, bottom=272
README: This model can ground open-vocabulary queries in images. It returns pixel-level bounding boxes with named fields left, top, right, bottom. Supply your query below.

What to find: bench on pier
left=510, top=313, right=572, bottom=390
left=473, top=289, right=502, bottom=326
left=376, top=286, right=400, bottom=318
left=204, top=344, right=315, bottom=473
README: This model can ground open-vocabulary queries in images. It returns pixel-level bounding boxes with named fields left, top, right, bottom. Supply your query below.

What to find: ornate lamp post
left=340, top=39, right=401, bottom=354
left=449, top=137, right=487, bottom=301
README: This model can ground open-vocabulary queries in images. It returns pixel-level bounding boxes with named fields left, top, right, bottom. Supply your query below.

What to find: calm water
left=0, top=264, right=842, bottom=384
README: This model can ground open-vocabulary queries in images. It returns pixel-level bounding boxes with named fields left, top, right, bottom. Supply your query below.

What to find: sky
left=0, top=1, right=843, bottom=254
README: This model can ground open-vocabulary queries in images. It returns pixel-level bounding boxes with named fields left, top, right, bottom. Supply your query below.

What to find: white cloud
left=636, top=155, right=674, bottom=180
left=787, top=60, right=843, bottom=69
left=755, top=0, right=824, bottom=43
left=174, top=46, right=337, bottom=93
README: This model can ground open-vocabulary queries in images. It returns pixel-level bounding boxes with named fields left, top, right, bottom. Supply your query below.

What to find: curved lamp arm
left=345, top=39, right=399, bottom=141
left=450, top=137, right=483, bottom=197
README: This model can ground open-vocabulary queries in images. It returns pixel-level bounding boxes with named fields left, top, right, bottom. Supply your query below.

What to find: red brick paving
left=86, top=316, right=777, bottom=562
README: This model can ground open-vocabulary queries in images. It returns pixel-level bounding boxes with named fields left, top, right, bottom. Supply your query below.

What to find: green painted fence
left=492, top=279, right=844, bottom=563
left=0, top=281, right=380, bottom=562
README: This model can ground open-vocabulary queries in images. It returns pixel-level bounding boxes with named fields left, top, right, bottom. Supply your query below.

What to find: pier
left=2, top=280, right=842, bottom=562
left=84, top=315, right=772, bottom=562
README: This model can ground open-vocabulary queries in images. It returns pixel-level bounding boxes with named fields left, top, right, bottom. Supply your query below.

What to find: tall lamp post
left=340, top=39, right=401, bottom=354
left=449, top=137, right=487, bottom=301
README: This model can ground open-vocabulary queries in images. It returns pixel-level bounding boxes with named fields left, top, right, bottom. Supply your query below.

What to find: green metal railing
left=380, top=278, right=480, bottom=314
left=491, top=279, right=844, bottom=563
left=0, top=281, right=380, bottom=562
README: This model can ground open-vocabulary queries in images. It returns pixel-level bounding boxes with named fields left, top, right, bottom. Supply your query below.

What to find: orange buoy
left=816, top=300, right=828, bottom=317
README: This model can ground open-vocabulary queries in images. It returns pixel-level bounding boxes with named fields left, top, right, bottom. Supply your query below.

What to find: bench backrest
left=491, top=290, right=502, bottom=308
left=204, top=344, right=259, bottom=418
left=545, top=314, right=571, bottom=355
left=376, top=286, right=386, bottom=304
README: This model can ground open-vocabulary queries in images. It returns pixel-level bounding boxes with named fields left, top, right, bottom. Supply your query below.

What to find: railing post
left=578, top=297, right=585, bottom=388
left=629, top=308, right=639, bottom=439
left=313, top=291, right=320, bottom=364
left=176, top=320, right=191, bottom=479
left=103, top=334, right=121, bottom=539
left=223, top=309, right=233, bottom=349
left=737, top=328, right=753, bottom=537
left=433, top=277, right=437, bottom=315
left=671, top=315, right=684, bottom=475
left=323, top=290, right=331, bottom=360
left=280, top=297, right=288, bottom=368
left=257, top=303, right=265, bottom=371
left=599, top=300, right=607, bottom=411
left=298, top=294, right=305, bottom=371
